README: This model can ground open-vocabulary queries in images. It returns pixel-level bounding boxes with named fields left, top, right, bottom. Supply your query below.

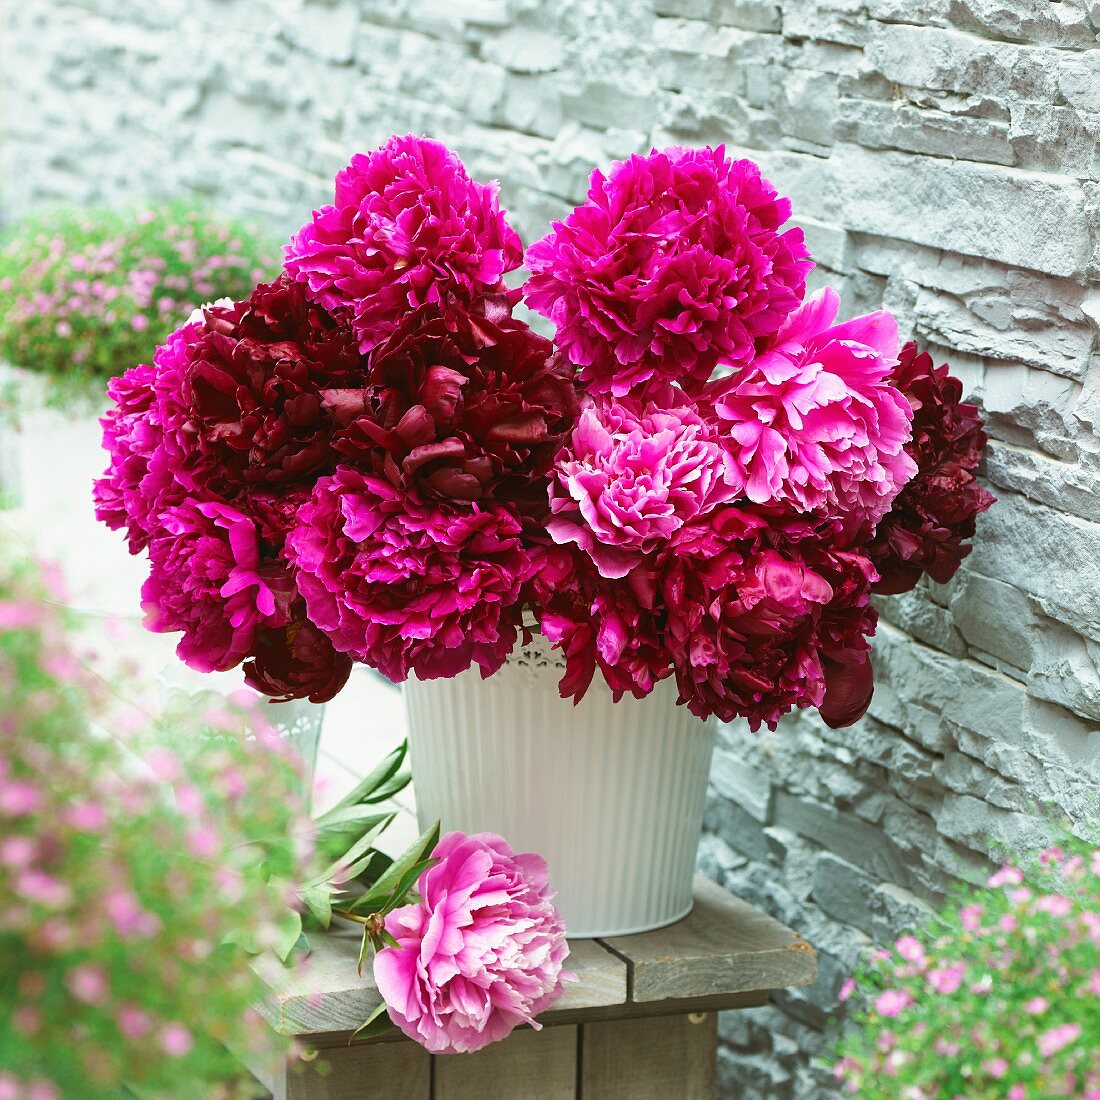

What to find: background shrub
left=0, top=202, right=278, bottom=388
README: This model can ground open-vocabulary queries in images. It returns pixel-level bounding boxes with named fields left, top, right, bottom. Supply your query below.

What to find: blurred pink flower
left=712, top=287, right=914, bottom=526
left=927, top=964, right=965, bottom=995
left=1025, top=996, right=1048, bottom=1014
left=874, top=989, right=911, bottom=1018
left=895, top=935, right=925, bottom=964
left=159, top=1023, right=194, bottom=1058
left=374, top=831, right=571, bottom=1054
left=988, top=865, right=1024, bottom=888
left=1038, top=1022, right=1081, bottom=1058
left=960, top=904, right=982, bottom=932
left=66, top=964, right=109, bottom=1006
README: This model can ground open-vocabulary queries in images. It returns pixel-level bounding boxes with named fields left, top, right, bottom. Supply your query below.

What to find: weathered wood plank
left=600, top=875, right=816, bottom=1003
left=580, top=1012, right=717, bottom=1100
left=433, top=1025, right=577, bottom=1100
left=274, top=1042, right=430, bottom=1100
left=255, top=928, right=628, bottom=1037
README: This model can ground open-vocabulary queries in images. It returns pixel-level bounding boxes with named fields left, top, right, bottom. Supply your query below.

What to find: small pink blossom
left=159, top=1023, right=194, bottom=1058
left=927, top=963, right=965, bottom=995
left=0, top=780, right=41, bottom=816
left=65, top=802, right=107, bottom=831
left=988, top=865, right=1024, bottom=888
left=1034, top=894, right=1072, bottom=917
left=895, top=935, right=925, bottom=964
left=1025, top=996, right=1048, bottom=1014
left=116, top=1004, right=152, bottom=1039
left=874, top=989, right=911, bottom=1018
left=838, top=977, right=857, bottom=1002
left=982, top=1058, right=1008, bottom=1079
left=960, top=904, right=982, bottom=932
left=66, top=963, right=109, bottom=1006
left=1038, top=1022, right=1081, bottom=1058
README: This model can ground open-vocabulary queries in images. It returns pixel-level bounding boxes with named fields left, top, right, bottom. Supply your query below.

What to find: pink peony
left=285, top=135, right=523, bottom=352
left=546, top=388, right=739, bottom=579
left=711, top=287, right=915, bottom=527
left=142, top=499, right=286, bottom=673
left=242, top=614, right=353, bottom=705
left=525, top=145, right=810, bottom=397
left=286, top=468, right=531, bottom=682
left=870, top=342, right=994, bottom=594
left=662, top=507, right=878, bottom=730
left=373, top=831, right=570, bottom=1054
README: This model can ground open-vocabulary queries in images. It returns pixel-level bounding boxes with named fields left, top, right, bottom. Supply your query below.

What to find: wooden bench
left=248, top=875, right=816, bottom=1099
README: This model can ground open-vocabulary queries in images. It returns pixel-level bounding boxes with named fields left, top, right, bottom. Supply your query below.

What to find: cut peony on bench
left=245, top=876, right=816, bottom=1099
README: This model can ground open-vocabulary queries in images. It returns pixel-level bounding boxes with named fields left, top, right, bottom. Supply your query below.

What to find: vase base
left=564, top=900, right=695, bottom=940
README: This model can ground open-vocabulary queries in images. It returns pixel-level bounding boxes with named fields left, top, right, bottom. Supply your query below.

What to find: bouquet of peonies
left=96, top=136, right=992, bottom=730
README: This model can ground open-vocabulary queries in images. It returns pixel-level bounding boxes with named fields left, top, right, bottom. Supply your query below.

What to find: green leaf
left=304, top=813, right=396, bottom=890
left=301, top=884, right=334, bottom=928
left=272, top=907, right=304, bottom=963
left=356, top=924, right=372, bottom=977
left=350, top=1000, right=393, bottom=1043
left=378, top=857, right=438, bottom=916
left=350, top=821, right=440, bottom=915
left=315, top=807, right=395, bottom=835
left=319, top=742, right=408, bottom=822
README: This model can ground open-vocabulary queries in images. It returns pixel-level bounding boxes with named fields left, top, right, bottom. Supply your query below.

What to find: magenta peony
left=663, top=507, right=878, bottom=730
left=870, top=343, right=994, bottom=594
left=285, top=135, right=523, bottom=353
left=285, top=468, right=531, bottom=683
left=524, top=145, right=811, bottom=398
left=94, top=322, right=207, bottom=552
left=141, top=500, right=287, bottom=674
left=547, top=387, right=739, bottom=579
left=712, top=287, right=915, bottom=527
left=373, top=831, right=570, bottom=1054
left=324, top=300, right=578, bottom=510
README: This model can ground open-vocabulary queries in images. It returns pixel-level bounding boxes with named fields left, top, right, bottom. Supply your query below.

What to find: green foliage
left=0, top=201, right=278, bottom=391
left=833, top=834, right=1100, bottom=1098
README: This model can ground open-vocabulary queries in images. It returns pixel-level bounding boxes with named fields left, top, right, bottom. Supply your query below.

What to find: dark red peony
left=244, top=612, right=353, bottom=705
left=663, top=507, right=878, bottom=731
left=525, top=542, right=670, bottom=703
left=181, top=275, right=364, bottom=491
left=323, top=301, right=579, bottom=514
left=869, top=343, right=994, bottom=595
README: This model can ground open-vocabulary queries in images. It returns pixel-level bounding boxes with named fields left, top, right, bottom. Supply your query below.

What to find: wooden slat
left=600, top=875, right=816, bottom=1003
left=276, top=1042, right=430, bottom=1100
left=580, top=1013, right=717, bottom=1100
left=433, top=1025, right=577, bottom=1100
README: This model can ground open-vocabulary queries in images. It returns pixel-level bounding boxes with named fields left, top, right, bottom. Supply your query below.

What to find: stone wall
left=4, top=1, right=1099, bottom=1095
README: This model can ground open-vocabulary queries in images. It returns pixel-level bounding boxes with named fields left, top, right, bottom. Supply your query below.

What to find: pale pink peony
left=712, top=287, right=915, bottom=527
left=373, top=831, right=571, bottom=1054
left=525, top=145, right=810, bottom=397
left=285, top=468, right=531, bottom=683
left=547, top=388, right=739, bottom=579
left=285, top=135, right=523, bottom=352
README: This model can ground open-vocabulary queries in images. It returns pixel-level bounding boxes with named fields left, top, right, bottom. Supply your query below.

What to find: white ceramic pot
left=404, top=632, right=715, bottom=938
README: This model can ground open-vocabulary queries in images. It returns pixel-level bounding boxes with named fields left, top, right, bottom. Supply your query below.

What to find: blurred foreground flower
left=0, top=550, right=316, bottom=1099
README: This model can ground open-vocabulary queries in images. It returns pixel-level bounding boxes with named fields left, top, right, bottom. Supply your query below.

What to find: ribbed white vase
left=404, top=632, right=715, bottom=938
